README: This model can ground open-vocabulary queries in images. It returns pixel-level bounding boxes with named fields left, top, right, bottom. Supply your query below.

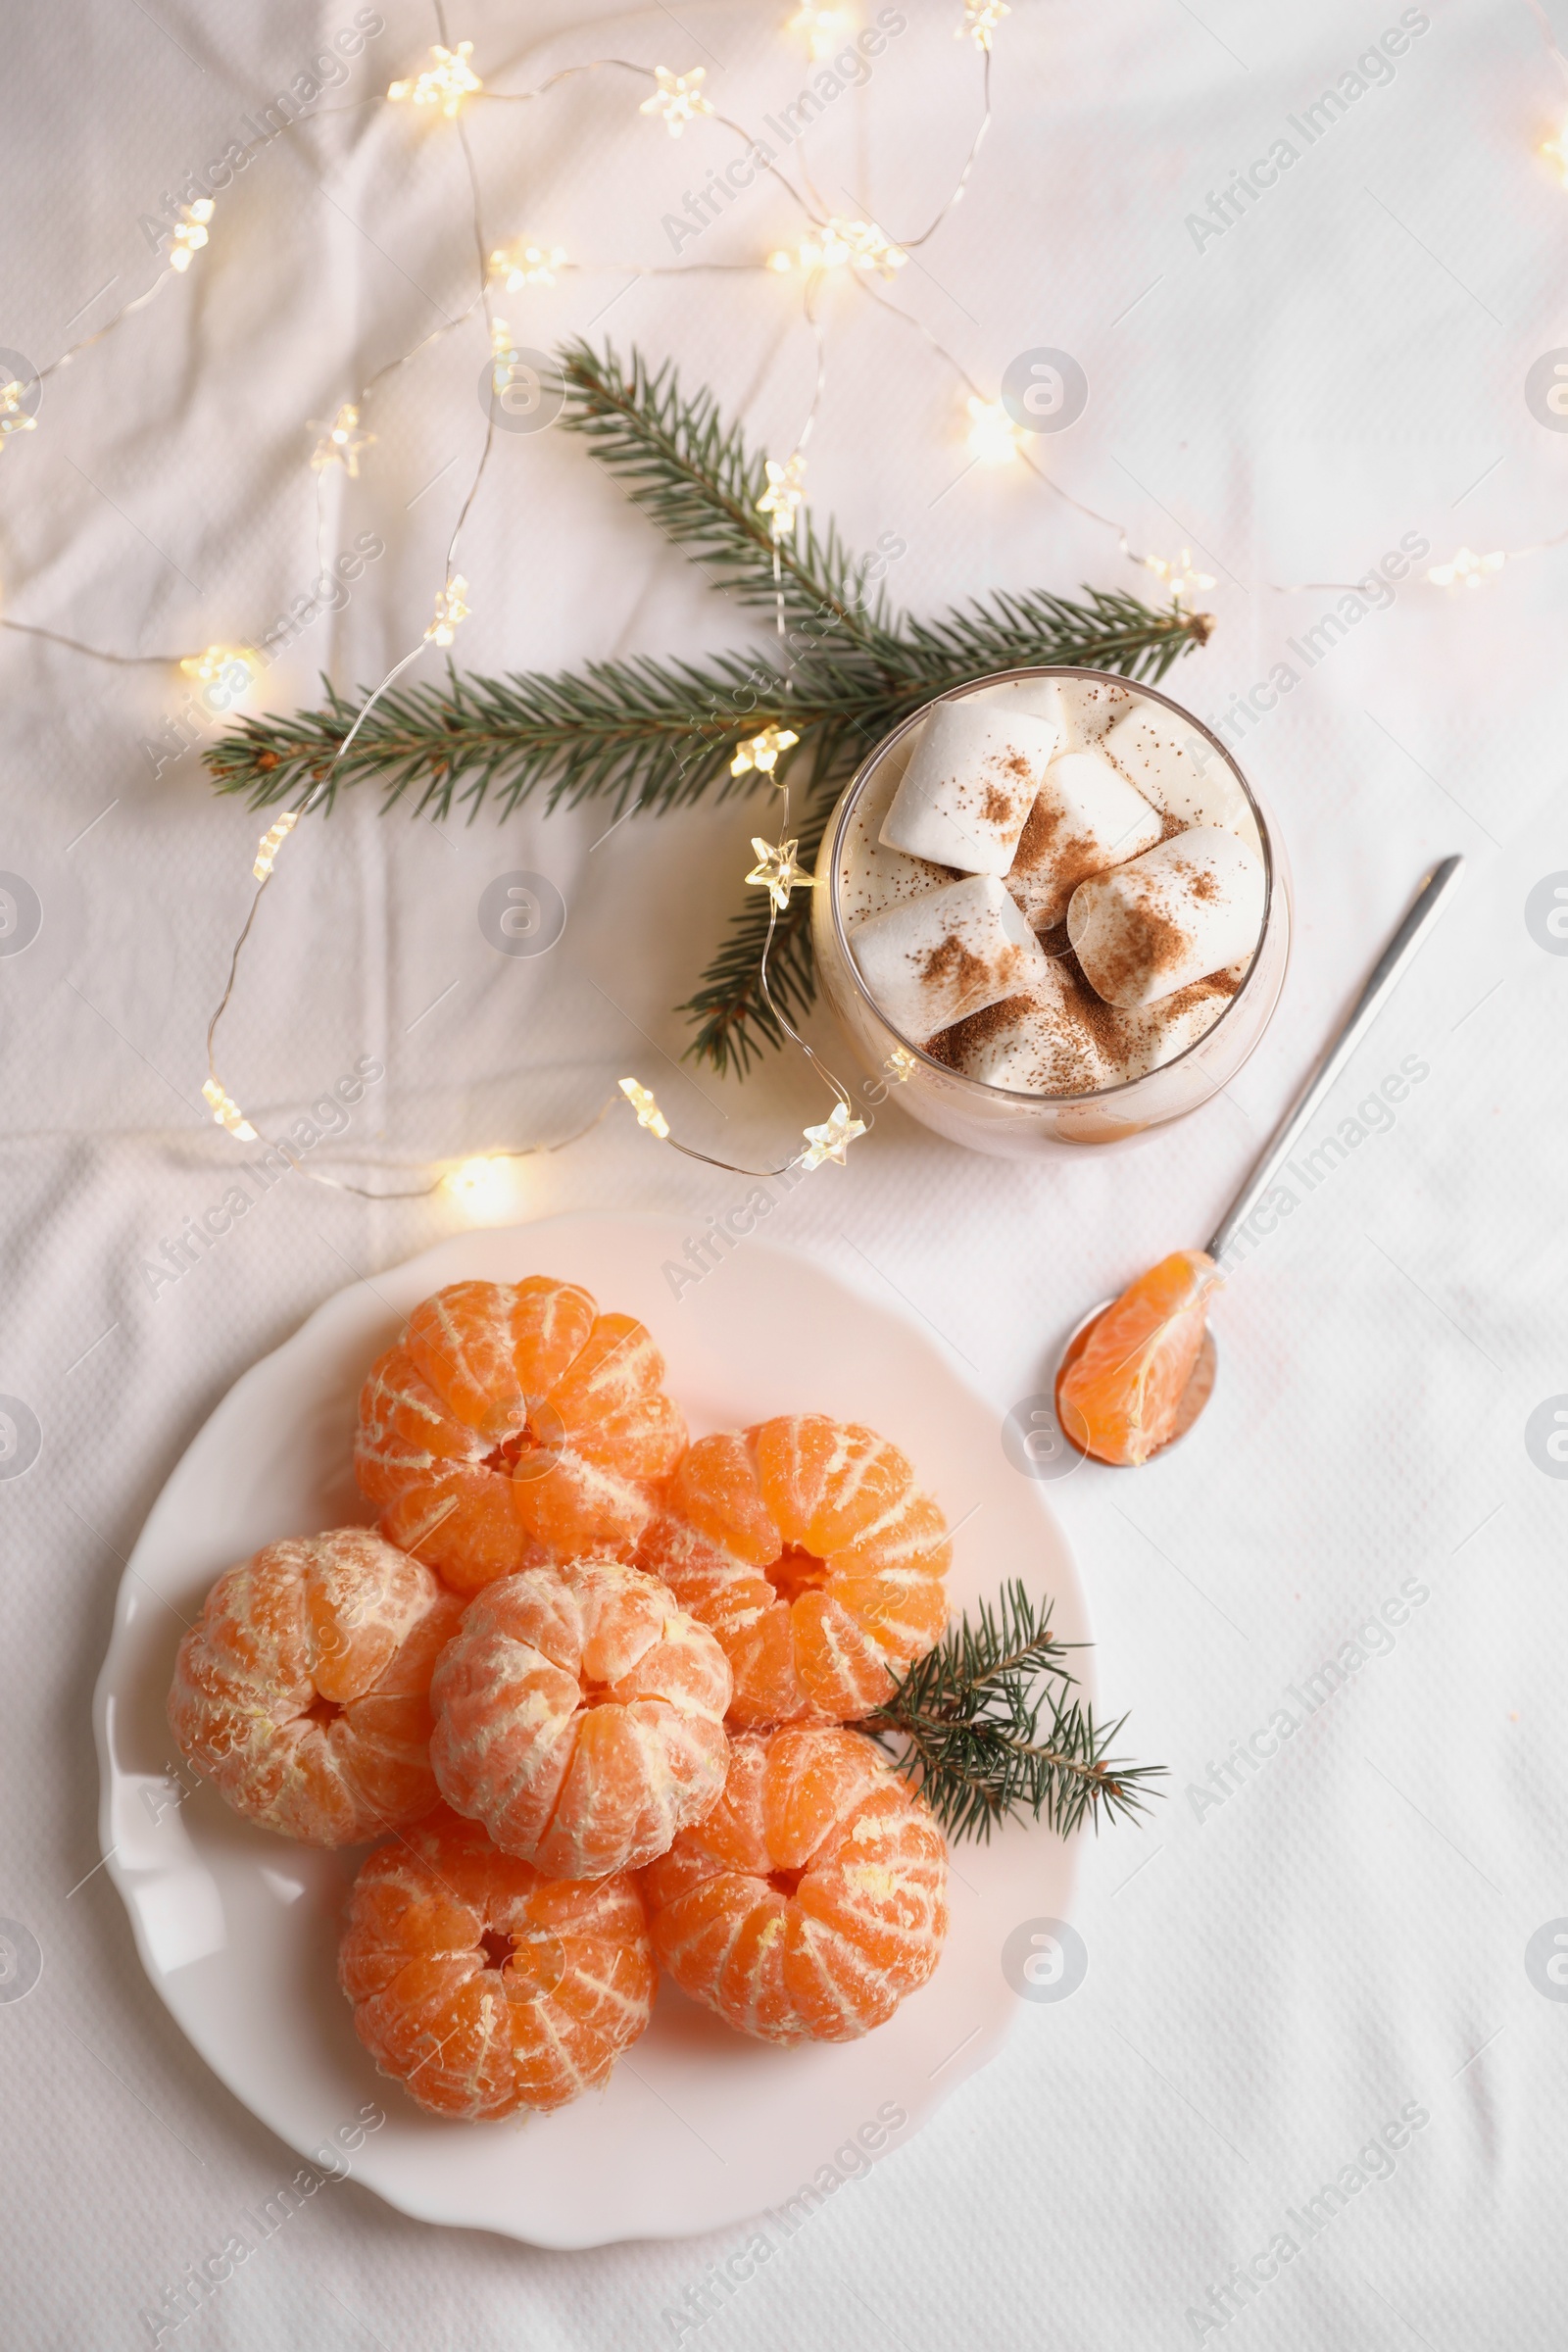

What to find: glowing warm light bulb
left=958, top=0, right=1010, bottom=48
left=745, top=835, right=815, bottom=911
left=882, top=1045, right=918, bottom=1085
left=730, top=723, right=800, bottom=778
left=618, top=1077, right=670, bottom=1137
left=252, top=811, right=299, bottom=881
left=181, top=643, right=260, bottom=703
left=639, top=66, right=714, bottom=137
left=202, top=1078, right=258, bottom=1142
left=1544, top=121, right=1568, bottom=182
left=800, top=1101, right=867, bottom=1169
left=0, top=378, right=37, bottom=451
left=388, top=42, right=482, bottom=115
left=1143, top=548, right=1216, bottom=607
left=309, top=403, right=373, bottom=477
left=776, top=218, right=906, bottom=276
left=445, top=1155, right=515, bottom=1219
left=965, top=395, right=1022, bottom=465
left=425, top=575, right=470, bottom=646
left=758, top=454, right=808, bottom=540
left=488, top=239, right=567, bottom=291
left=169, top=199, right=215, bottom=272
left=1426, top=546, right=1505, bottom=590
left=786, top=4, right=855, bottom=58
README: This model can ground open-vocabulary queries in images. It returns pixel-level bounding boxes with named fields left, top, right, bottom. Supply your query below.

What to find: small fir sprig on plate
left=858, top=1579, right=1165, bottom=1842
left=204, top=341, right=1212, bottom=1075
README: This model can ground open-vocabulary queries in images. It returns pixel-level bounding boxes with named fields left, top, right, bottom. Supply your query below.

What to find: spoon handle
left=1204, top=854, right=1465, bottom=1265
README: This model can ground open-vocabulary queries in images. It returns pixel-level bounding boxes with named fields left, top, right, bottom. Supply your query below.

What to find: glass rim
left=824, top=662, right=1278, bottom=1108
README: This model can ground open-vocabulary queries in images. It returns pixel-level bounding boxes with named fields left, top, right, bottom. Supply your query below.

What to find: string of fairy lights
left=6, top=1, right=1568, bottom=1204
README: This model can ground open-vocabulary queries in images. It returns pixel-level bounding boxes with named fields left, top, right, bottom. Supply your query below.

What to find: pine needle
left=858, top=1580, right=1166, bottom=1842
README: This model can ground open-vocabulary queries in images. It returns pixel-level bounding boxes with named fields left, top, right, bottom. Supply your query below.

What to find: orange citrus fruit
left=635, top=1415, right=950, bottom=1727
left=1055, top=1248, right=1219, bottom=1467
left=167, top=1527, right=464, bottom=1846
left=338, top=1805, right=656, bottom=2119
left=642, top=1724, right=948, bottom=2043
left=355, top=1277, right=686, bottom=1593
left=429, top=1556, right=732, bottom=1879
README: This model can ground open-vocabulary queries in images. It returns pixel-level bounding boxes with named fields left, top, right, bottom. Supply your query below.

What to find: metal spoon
left=1054, top=853, right=1466, bottom=1463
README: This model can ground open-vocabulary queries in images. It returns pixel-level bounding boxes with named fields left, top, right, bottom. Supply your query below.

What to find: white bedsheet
left=4, top=0, right=1564, bottom=2343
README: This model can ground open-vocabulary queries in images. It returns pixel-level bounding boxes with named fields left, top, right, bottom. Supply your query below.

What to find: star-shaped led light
left=251, top=811, right=299, bottom=881
left=425, top=575, right=470, bottom=646
left=800, top=1101, right=867, bottom=1170
left=0, top=378, right=37, bottom=451
left=746, top=835, right=815, bottom=911
left=180, top=644, right=262, bottom=707
left=1544, top=121, right=1568, bottom=182
left=1143, top=547, right=1216, bottom=608
left=488, top=238, right=567, bottom=291
left=618, top=1077, right=670, bottom=1138
left=730, top=724, right=800, bottom=778
left=202, top=1078, right=258, bottom=1143
left=1426, top=546, right=1505, bottom=591
left=388, top=42, right=482, bottom=115
left=966, top=395, right=1022, bottom=465
left=310, top=402, right=374, bottom=477
left=767, top=218, right=906, bottom=276
left=639, top=66, right=714, bottom=137
left=958, top=0, right=1010, bottom=48
left=758, top=454, right=808, bottom=540
left=787, top=4, right=855, bottom=58
left=882, top=1045, right=918, bottom=1085
left=170, top=199, right=215, bottom=272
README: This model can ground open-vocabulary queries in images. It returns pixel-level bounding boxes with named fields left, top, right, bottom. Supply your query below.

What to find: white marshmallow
left=939, top=956, right=1117, bottom=1098
left=1004, top=748, right=1164, bottom=932
left=851, top=873, right=1055, bottom=1042
left=976, top=676, right=1069, bottom=736
left=1101, top=705, right=1252, bottom=835
left=1122, top=962, right=1250, bottom=1077
left=879, top=702, right=1060, bottom=875
left=837, top=792, right=954, bottom=926
left=1054, top=676, right=1134, bottom=751
left=972, top=674, right=1135, bottom=754
left=1067, top=827, right=1266, bottom=1008
left=937, top=951, right=1250, bottom=1098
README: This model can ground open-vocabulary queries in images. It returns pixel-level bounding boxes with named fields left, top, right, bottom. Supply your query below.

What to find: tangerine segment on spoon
left=1054, top=1250, right=1220, bottom=1468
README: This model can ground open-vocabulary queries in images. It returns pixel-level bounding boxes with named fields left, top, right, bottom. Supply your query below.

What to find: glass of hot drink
left=810, top=666, right=1291, bottom=1155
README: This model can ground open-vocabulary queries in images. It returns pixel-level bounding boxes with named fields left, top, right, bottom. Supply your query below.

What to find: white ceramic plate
left=93, top=1212, right=1088, bottom=2247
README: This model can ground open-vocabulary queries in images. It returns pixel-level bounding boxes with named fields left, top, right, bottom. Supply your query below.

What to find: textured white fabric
left=4, top=0, right=1564, bottom=2343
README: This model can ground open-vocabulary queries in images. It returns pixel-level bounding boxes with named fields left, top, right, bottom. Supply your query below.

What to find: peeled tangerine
left=429, top=1557, right=732, bottom=1879
left=339, top=1806, right=656, bottom=2120
left=636, top=1416, right=951, bottom=1728
left=355, top=1277, right=686, bottom=1594
left=1056, top=1249, right=1219, bottom=1467
left=167, top=1528, right=464, bottom=1846
left=643, top=1725, right=948, bottom=2044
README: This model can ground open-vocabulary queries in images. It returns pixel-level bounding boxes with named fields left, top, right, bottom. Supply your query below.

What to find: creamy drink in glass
left=810, top=666, right=1291, bottom=1156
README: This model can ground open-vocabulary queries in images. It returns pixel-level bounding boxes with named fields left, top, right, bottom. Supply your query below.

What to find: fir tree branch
left=201, top=338, right=1214, bottom=1075
left=858, top=1580, right=1165, bottom=1842
left=556, top=338, right=901, bottom=655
